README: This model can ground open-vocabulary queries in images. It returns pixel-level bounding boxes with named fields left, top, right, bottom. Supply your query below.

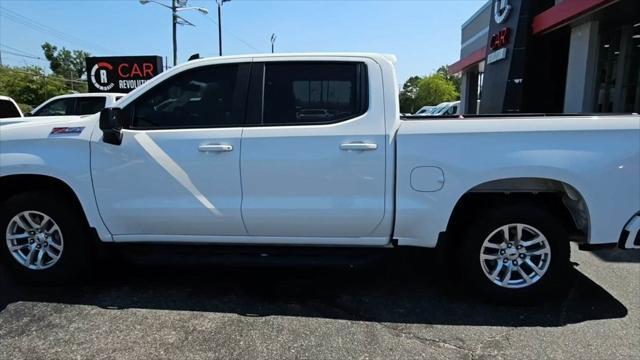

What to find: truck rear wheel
left=1, top=192, right=89, bottom=283
left=456, top=203, right=571, bottom=301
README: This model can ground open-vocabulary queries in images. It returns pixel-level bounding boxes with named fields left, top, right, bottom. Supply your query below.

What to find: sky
left=0, top=0, right=486, bottom=84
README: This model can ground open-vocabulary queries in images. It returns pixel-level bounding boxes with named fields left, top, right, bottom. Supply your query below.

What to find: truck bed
left=393, top=114, right=640, bottom=248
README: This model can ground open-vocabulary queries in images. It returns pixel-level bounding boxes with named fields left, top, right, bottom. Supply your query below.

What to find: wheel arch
left=1, top=174, right=90, bottom=228
left=444, top=177, right=590, bottom=245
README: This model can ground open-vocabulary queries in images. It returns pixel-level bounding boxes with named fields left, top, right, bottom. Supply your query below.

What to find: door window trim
left=245, top=61, right=369, bottom=127
left=122, top=62, right=252, bottom=130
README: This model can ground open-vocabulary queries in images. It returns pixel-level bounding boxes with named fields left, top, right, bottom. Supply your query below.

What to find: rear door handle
left=340, top=142, right=378, bottom=151
left=198, top=144, right=233, bottom=152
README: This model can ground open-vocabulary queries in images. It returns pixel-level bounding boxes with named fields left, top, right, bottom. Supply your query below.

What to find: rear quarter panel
left=395, top=115, right=640, bottom=247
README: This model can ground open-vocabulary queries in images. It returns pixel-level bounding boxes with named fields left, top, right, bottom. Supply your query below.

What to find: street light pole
left=216, top=0, right=230, bottom=56
left=172, top=0, right=177, bottom=66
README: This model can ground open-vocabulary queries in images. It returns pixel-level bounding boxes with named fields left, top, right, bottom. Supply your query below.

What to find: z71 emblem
left=49, top=127, right=85, bottom=137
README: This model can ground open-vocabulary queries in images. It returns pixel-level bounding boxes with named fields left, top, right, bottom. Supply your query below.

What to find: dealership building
left=450, top=0, right=640, bottom=114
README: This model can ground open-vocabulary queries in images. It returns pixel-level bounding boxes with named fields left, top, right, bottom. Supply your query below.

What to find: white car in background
left=0, top=96, right=23, bottom=119
left=27, top=93, right=125, bottom=117
left=429, top=101, right=460, bottom=116
left=414, top=105, right=434, bottom=115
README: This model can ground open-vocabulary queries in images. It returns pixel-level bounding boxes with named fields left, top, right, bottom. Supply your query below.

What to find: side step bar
left=618, top=214, right=640, bottom=250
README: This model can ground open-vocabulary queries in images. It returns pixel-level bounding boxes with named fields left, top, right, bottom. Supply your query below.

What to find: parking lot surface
left=1, top=244, right=638, bottom=360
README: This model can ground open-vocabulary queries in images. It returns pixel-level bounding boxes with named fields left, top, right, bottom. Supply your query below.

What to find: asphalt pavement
left=0, top=243, right=638, bottom=360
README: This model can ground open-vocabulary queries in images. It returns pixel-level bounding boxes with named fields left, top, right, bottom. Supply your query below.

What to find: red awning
left=532, top=0, right=616, bottom=34
left=449, top=47, right=487, bottom=74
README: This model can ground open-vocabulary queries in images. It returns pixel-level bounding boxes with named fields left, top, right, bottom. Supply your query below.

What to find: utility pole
left=271, top=33, right=276, bottom=53
left=217, top=2, right=222, bottom=56
left=172, top=0, right=177, bottom=66
left=139, top=0, right=208, bottom=66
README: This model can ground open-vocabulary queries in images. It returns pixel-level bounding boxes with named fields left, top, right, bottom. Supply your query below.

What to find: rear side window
left=75, top=97, right=106, bottom=115
left=130, top=64, right=241, bottom=129
left=262, top=62, right=368, bottom=125
left=0, top=99, right=21, bottom=118
left=33, top=98, right=74, bottom=116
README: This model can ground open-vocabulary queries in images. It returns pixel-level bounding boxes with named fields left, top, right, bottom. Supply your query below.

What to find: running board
left=103, top=244, right=392, bottom=268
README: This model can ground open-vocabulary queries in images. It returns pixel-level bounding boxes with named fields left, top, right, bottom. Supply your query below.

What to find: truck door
left=240, top=60, right=387, bottom=240
left=91, top=63, right=250, bottom=239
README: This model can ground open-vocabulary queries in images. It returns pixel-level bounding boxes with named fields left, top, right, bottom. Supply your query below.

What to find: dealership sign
left=487, top=48, right=508, bottom=64
left=490, top=27, right=511, bottom=50
left=481, top=0, right=534, bottom=114
left=86, top=56, right=163, bottom=93
left=493, top=0, right=512, bottom=24
left=487, top=0, right=512, bottom=65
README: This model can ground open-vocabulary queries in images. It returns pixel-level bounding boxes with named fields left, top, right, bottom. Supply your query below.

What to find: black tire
left=1, top=191, right=90, bottom=284
left=456, top=202, right=572, bottom=302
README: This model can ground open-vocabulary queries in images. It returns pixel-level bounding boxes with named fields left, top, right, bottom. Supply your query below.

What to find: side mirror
left=99, top=107, right=123, bottom=145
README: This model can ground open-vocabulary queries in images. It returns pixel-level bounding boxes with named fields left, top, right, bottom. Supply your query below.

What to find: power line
left=0, top=49, right=46, bottom=61
left=0, top=6, right=115, bottom=54
left=0, top=43, right=44, bottom=59
left=202, top=15, right=261, bottom=52
left=0, top=66, right=86, bottom=84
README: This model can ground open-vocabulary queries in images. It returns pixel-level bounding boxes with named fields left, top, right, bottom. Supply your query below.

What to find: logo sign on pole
left=487, top=0, right=513, bottom=64
left=494, top=0, right=512, bottom=24
left=86, top=56, right=163, bottom=93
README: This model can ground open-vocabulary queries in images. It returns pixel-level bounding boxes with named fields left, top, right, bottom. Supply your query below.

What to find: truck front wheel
left=1, top=192, right=89, bottom=283
left=457, top=203, right=571, bottom=301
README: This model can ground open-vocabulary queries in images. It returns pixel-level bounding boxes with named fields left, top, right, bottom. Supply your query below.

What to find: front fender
left=0, top=119, right=113, bottom=241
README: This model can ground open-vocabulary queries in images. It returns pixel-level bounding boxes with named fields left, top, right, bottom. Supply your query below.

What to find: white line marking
left=134, top=132, right=222, bottom=216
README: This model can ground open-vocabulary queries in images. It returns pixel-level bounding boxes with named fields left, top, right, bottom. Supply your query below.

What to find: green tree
left=416, top=73, right=459, bottom=107
left=436, top=65, right=461, bottom=95
left=399, top=65, right=461, bottom=113
left=0, top=65, right=70, bottom=107
left=41, top=42, right=90, bottom=91
left=399, top=75, right=422, bottom=113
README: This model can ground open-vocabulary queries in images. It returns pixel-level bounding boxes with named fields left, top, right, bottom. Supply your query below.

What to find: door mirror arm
left=99, top=107, right=124, bottom=145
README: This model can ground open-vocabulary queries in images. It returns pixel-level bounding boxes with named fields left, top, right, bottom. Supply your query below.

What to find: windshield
left=430, top=104, right=449, bottom=115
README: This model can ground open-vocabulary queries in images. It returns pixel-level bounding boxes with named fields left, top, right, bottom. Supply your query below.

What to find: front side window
left=75, top=97, right=106, bottom=115
left=33, top=98, right=74, bottom=116
left=263, top=62, right=367, bottom=125
left=130, top=64, right=240, bottom=129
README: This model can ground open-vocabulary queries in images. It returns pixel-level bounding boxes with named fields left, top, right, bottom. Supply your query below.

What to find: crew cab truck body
left=1, top=53, right=639, bottom=300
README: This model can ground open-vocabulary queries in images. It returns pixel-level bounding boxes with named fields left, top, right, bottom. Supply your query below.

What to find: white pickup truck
left=1, top=53, right=639, bottom=300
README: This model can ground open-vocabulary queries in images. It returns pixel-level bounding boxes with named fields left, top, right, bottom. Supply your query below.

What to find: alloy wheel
left=479, top=223, right=551, bottom=289
left=5, top=210, right=64, bottom=270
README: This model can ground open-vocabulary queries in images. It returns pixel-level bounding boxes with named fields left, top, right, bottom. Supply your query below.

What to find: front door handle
left=198, top=144, right=233, bottom=152
left=340, top=142, right=378, bottom=151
